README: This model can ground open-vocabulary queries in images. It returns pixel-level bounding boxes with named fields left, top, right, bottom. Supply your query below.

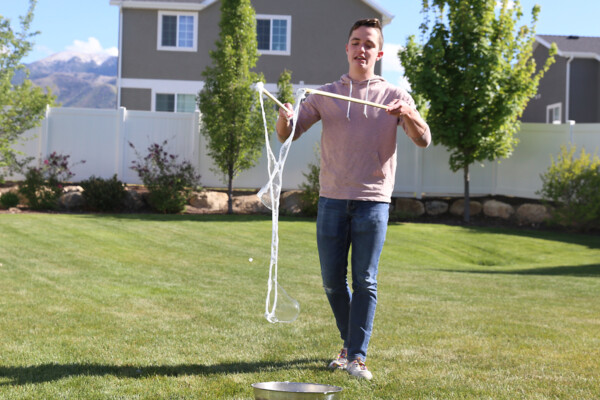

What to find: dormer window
left=256, top=15, right=291, bottom=55
left=157, top=11, right=198, bottom=51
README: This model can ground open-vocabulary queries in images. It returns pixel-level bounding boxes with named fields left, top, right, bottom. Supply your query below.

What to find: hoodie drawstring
left=346, top=80, right=353, bottom=121
left=346, top=79, right=372, bottom=120
left=363, top=79, right=371, bottom=118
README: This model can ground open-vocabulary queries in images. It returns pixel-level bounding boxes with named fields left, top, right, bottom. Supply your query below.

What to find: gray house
left=521, top=35, right=600, bottom=124
left=109, top=0, right=392, bottom=112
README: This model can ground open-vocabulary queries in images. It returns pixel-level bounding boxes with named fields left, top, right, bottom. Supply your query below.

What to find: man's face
left=345, top=26, right=384, bottom=78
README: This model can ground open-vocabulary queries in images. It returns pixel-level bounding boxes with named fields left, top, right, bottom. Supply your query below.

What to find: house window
left=156, top=94, right=196, bottom=113
left=176, top=94, right=197, bottom=113
left=256, top=15, right=291, bottom=55
left=158, top=11, right=197, bottom=51
left=546, top=102, right=562, bottom=124
left=156, top=94, right=175, bottom=112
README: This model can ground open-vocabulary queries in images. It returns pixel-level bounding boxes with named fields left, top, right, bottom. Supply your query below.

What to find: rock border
left=0, top=183, right=561, bottom=230
left=393, top=196, right=553, bottom=228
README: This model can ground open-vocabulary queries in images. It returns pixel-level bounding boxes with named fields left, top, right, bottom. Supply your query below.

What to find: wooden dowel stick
left=305, top=88, right=389, bottom=109
left=260, top=85, right=388, bottom=111
left=260, top=87, right=287, bottom=110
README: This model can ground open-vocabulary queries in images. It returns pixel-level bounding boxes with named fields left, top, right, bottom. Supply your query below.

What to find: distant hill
left=20, top=52, right=118, bottom=109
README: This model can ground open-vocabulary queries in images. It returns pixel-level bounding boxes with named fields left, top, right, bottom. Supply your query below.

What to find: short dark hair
left=348, top=18, right=383, bottom=50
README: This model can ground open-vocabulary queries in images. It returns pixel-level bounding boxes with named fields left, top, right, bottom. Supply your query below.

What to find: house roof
left=109, top=0, right=217, bottom=11
left=536, top=34, right=600, bottom=61
left=361, top=0, right=394, bottom=26
left=109, top=0, right=394, bottom=25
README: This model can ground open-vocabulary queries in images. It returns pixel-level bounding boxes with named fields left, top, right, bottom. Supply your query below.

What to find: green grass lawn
left=0, top=213, right=598, bottom=399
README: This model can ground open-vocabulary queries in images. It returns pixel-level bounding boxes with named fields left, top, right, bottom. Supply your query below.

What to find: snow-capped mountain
left=21, top=51, right=118, bottom=109
left=29, top=51, right=117, bottom=78
left=40, top=51, right=114, bottom=65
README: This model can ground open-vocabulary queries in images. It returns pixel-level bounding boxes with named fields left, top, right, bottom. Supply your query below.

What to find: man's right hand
left=279, top=103, right=294, bottom=121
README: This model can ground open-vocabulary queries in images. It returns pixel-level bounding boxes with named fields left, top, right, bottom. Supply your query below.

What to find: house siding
left=121, top=6, right=220, bottom=81
left=597, top=61, right=600, bottom=121
left=569, top=59, right=599, bottom=123
left=118, top=0, right=384, bottom=110
left=122, top=88, right=152, bottom=110
left=252, top=0, right=382, bottom=84
left=521, top=46, right=567, bottom=123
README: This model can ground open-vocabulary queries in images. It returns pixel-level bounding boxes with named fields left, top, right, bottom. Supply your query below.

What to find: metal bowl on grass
left=252, top=381, right=343, bottom=400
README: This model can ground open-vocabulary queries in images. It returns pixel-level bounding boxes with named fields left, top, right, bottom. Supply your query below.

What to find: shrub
left=298, top=145, right=320, bottom=217
left=129, top=140, right=201, bottom=214
left=80, top=174, right=127, bottom=212
left=0, top=191, right=20, bottom=209
left=0, top=155, right=34, bottom=185
left=538, top=145, right=600, bottom=231
left=19, top=152, right=83, bottom=210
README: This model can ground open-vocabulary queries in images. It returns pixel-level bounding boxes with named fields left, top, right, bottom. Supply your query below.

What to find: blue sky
left=3, top=0, right=599, bottom=85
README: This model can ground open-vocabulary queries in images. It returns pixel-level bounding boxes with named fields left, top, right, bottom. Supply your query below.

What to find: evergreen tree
left=197, top=0, right=274, bottom=213
left=276, top=69, right=294, bottom=105
left=0, top=0, right=56, bottom=181
left=400, top=0, right=556, bottom=221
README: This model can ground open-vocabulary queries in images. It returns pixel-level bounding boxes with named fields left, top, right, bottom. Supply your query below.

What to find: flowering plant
left=19, top=152, right=85, bottom=210
left=129, top=140, right=201, bottom=213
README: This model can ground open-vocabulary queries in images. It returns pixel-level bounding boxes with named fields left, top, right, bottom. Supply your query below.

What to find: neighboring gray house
left=109, top=0, right=393, bottom=112
left=521, top=35, right=600, bottom=124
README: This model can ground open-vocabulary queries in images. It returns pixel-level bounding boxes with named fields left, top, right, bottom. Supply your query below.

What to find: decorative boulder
left=280, top=190, right=304, bottom=215
left=63, top=185, right=84, bottom=193
left=189, top=191, right=228, bottom=212
left=233, top=194, right=269, bottom=214
left=0, top=185, right=19, bottom=195
left=59, top=191, right=85, bottom=210
left=124, top=188, right=146, bottom=211
left=450, top=199, right=482, bottom=217
left=425, top=200, right=449, bottom=216
left=516, top=203, right=551, bottom=225
left=395, top=198, right=425, bottom=217
left=483, top=200, right=515, bottom=220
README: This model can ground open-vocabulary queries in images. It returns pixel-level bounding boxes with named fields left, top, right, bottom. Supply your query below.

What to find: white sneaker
left=347, top=359, right=373, bottom=380
left=327, top=348, right=348, bottom=370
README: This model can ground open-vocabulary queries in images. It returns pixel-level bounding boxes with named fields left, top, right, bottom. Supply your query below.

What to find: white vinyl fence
left=9, top=106, right=600, bottom=199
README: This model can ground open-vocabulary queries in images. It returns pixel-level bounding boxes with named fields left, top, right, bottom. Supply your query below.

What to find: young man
left=276, top=18, right=431, bottom=380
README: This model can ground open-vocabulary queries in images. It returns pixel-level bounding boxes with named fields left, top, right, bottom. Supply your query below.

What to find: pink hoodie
left=294, top=74, right=420, bottom=203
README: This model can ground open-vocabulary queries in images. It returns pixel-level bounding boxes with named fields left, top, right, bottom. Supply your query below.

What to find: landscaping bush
left=538, top=145, right=600, bottom=231
left=298, top=145, right=320, bottom=217
left=0, top=191, right=19, bottom=209
left=129, top=140, right=201, bottom=214
left=80, top=174, right=127, bottom=212
left=19, top=152, right=83, bottom=210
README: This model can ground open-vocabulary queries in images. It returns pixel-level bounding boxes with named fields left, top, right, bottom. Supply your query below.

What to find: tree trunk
left=227, top=166, right=234, bottom=214
left=463, top=163, right=470, bottom=223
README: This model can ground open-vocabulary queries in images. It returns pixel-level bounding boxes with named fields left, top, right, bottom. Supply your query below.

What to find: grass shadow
left=74, top=213, right=317, bottom=224
left=0, top=358, right=329, bottom=386
left=451, top=224, right=600, bottom=250
left=440, top=263, right=600, bottom=277
left=76, top=213, right=271, bottom=223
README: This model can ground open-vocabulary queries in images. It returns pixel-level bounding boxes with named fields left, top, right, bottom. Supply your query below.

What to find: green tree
left=538, top=145, right=600, bottom=231
left=0, top=0, right=55, bottom=181
left=299, top=144, right=320, bottom=217
left=277, top=69, right=294, bottom=105
left=399, top=0, right=556, bottom=221
left=198, top=0, right=274, bottom=214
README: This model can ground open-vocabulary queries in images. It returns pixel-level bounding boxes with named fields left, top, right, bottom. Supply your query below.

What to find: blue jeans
left=316, top=197, right=389, bottom=362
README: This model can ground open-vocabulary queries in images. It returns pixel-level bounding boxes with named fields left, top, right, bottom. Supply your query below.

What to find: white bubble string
left=256, top=82, right=306, bottom=323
